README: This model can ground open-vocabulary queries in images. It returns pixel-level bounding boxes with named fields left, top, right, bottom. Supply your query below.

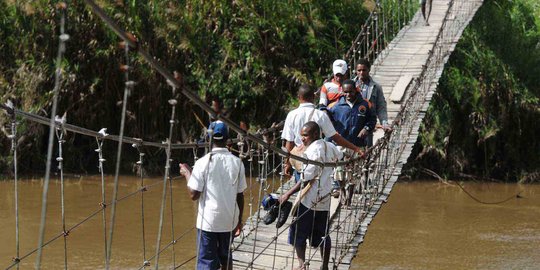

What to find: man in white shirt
left=279, top=121, right=343, bottom=270
left=282, top=84, right=363, bottom=178
left=180, top=122, right=247, bottom=270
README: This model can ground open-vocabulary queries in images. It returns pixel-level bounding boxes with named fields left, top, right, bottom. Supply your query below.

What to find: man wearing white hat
left=318, top=59, right=348, bottom=108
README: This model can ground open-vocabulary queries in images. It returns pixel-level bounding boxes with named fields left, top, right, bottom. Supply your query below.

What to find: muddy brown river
left=1, top=177, right=538, bottom=269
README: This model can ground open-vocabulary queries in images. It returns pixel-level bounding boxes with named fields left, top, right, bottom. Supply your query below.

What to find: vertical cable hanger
left=35, top=2, right=68, bottom=268
left=153, top=79, right=179, bottom=270
left=95, top=128, right=109, bottom=267
left=6, top=100, right=20, bottom=269
left=132, top=142, right=150, bottom=268
left=54, top=113, right=68, bottom=269
left=106, top=34, right=135, bottom=270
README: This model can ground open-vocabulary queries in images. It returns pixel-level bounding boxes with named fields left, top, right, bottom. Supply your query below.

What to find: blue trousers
left=196, top=229, right=233, bottom=270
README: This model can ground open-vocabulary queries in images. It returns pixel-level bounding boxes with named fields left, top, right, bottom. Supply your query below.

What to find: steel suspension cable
left=105, top=39, right=133, bottom=270
left=54, top=119, right=68, bottom=270
left=82, top=0, right=363, bottom=170
left=35, top=3, right=68, bottom=268
left=95, top=132, right=108, bottom=267
left=133, top=144, right=150, bottom=268
left=153, top=87, right=178, bottom=270
left=6, top=101, right=20, bottom=270
left=168, top=91, right=178, bottom=269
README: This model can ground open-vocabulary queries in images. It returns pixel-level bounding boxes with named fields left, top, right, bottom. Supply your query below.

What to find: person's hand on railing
left=282, top=161, right=292, bottom=177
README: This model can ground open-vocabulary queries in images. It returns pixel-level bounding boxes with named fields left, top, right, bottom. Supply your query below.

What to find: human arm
left=234, top=192, right=244, bottom=237
left=282, top=140, right=296, bottom=176
left=374, top=84, right=390, bottom=131
left=331, top=134, right=363, bottom=156
left=319, top=85, right=328, bottom=106
left=180, top=163, right=201, bottom=200
left=278, top=180, right=302, bottom=204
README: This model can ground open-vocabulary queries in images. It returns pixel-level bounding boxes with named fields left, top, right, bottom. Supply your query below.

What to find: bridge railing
left=344, top=0, right=417, bottom=77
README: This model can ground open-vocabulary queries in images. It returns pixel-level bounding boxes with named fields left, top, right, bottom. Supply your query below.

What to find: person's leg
left=421, top=0, right=427, bottom=20
left=295, top=243, right=307, bottom=269
left=196, top=229, right=220, bottom=270
left=426, top=0, right=433, bottom=23
left=216, top=231, right=233, bottom=270
left=288, top=204, right=312, bottom=269
left=310, top=210, right=331, bottom=270
left=319, top=237, right=331, bottom=270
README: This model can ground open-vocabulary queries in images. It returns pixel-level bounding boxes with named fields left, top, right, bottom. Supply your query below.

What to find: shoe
left=263, top=205, right=279, bottom=225
left=276, top=201, right=292, bottom=228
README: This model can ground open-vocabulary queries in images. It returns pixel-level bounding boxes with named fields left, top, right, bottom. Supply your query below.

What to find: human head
left=298, top=83, right=315, bottom=103
left=356, top=59, right=371, bottom=81
left=333, top=59, right=348, bottom=84
left=210, top=121, right=228, bottom=147
left=300, top=121, right=320, bottom=147
left=342, top=79, right=358, bottom=102
left=239, top=120, right=249, bottom=131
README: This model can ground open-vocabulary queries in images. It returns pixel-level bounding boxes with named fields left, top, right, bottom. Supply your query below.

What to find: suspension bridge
left=1, top=0, right=483, bottom=269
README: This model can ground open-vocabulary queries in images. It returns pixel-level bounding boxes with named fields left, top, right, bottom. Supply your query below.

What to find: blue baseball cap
left=208, top=121, right=228, bottom=140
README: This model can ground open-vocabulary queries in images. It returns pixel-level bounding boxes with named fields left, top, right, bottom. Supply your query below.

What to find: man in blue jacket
left=327, top=79, right=376, bottom=147
left=327, top=79, right=376, bottom=206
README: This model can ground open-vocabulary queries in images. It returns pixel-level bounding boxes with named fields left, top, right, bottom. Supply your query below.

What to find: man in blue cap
left=180, top=123, right=246, bottom=270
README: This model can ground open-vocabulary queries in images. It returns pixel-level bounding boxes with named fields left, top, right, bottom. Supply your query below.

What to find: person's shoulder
left=327, top=100, right=339, bottom=110
left=370, top=78, right=382, bottom=88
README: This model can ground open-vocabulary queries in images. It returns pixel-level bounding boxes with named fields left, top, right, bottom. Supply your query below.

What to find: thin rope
left=168, top=87, right=178, bottom=268
left=55, top=119, right=68, bottom=270
left=133, top=144, right=149, bottom=268
left=138, top=226, right=195, bottom=270
left=7, top=102, right=20, bottom=270
left=153, top=91, right=178, bottom=269
left=95, top=133, right=108, bottom=267
left=271, top=142, right=287, bottom=270
left=105, top=39, right=133, bottom=270
left=35, top=3, right=68, bottom=268
left=195, top=148, right=214, bottom=269
left=225, top=159, right=243, bottom=270
left=4, top=174, right=167, bottom=270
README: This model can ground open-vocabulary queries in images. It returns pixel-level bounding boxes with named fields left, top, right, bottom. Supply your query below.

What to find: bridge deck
left=232, top=0, right=483, bottom=269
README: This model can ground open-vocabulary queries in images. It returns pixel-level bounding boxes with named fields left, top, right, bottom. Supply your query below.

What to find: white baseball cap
left=332, top=59, right=347, bottom=75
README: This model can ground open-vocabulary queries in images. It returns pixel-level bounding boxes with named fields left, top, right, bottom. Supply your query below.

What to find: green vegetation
left=408, top=0, right=540, bottom=182
left=0, top=0, right=376, bottom=174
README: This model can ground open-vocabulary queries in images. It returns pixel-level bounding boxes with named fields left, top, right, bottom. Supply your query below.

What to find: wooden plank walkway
left=232, top=0, right=483, bottom=269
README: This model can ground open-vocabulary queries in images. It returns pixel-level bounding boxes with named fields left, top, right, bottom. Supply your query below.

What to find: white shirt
left=281, top=103, right=338, bottom=146
left=301, top=139, right=343, bottom=211
left=187, top=147, right=247, bottom=232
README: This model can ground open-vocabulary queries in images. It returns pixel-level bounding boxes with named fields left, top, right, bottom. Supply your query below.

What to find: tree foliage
left=408, top=0, right=540, bottom=182
left=0, top=0, right=369, bottom=174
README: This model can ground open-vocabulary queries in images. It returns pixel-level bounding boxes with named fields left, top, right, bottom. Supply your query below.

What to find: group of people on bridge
left=179, top=58, right=390, bottom=270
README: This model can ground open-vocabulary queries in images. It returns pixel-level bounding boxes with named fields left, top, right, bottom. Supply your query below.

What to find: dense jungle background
left=405, top=0, right=540, bottom=183
left=1, top=0, right=538, bottom=182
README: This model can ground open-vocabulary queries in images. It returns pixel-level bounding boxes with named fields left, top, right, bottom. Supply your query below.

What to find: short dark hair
left=298, top=84, right=315, bottom=101
left=342, top=79, right=356, bottom=88
left=303, top=121, right=320, bottom=138
left=357, top=58, right=371, bottom=70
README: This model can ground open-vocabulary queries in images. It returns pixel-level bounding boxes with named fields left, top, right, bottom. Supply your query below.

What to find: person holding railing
left=326, top=79, right=376, bottom=205
left=282, top=84, right=363, bottom=181
left=279, top=121, right=342, bottom=270
left=179, top=124, right=246, bottom=270
left=353, top=58, right=390, bottom=146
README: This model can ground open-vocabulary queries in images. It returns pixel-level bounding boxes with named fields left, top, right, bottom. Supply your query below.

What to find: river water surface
left=1, top=177, right=538, bottom=269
